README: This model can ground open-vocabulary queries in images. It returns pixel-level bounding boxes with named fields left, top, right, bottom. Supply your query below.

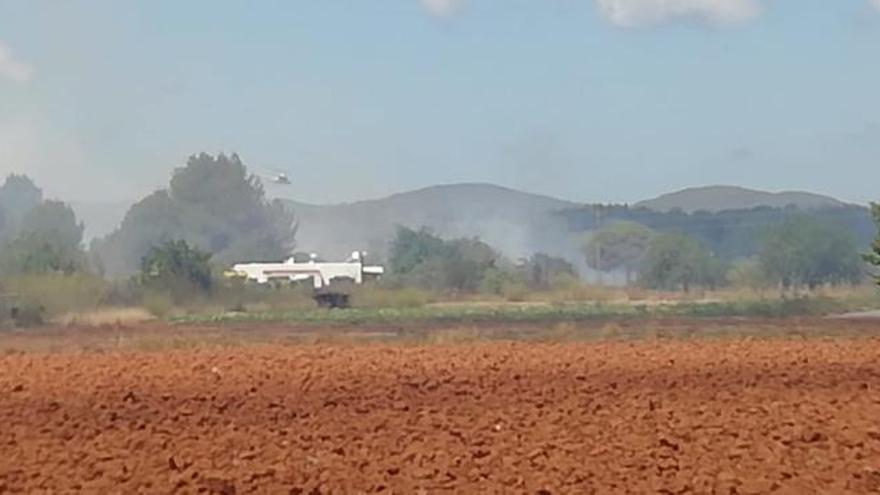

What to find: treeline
left=1, top=150, right=879, bottom=325
left=386, top=213, right=869, bottom=298
left=0, top=153, right=300, bottom=324
left=558, top=203, right=875, bottom=260
left=93, top=153, right=296, bottom=276
left=385, top=226, right=578, bottom=299
left=582, top=215, right=865, bottom=293
left=0, top=175, right=87, bottom=276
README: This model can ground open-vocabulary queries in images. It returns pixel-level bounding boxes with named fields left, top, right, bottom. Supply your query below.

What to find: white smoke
left=0, top=41, right=33, bottom=84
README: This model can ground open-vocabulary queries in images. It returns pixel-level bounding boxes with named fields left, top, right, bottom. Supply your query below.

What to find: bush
left=8, top=273, right=109, bottom=320
left=102, top=278, right=145, bottom=307
left=500, top=282, right=530, bottom=302
left=728, top=258, right=774, bottom=295
left=640, top=233, right=727, bottom=292
left=140, top=240, right=213, bottom=298
left=866, top=203, right=880, bottom=285
left=674, top=296, right=846, bottom=318
left=221, top=282, right=316, bottom=312
left=350, top=286, right=430, bottom=308
left=388, top=226, right=500, bottom=292
left=521, top=254, right=578, bottom=290
left=0, top=200, right=86, bottom=276
left=548, top=283, right=618, bottom=304
left=548, top=272, right=580, bottom=291
left=142, top=291, right=175, bottom=319
left=760, top=215, right=863, bottom=291
left=479, top=267, right=520, bottom=296
left=11, top=301, right=44, bottom=327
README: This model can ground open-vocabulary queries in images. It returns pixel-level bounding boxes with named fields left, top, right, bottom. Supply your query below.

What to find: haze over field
left=67, top=182, right=866, bottom=260
left=1, top=1, right=879, bottom=293
left=1, top=1, right=879, bottom=207
left=4, top=4, right=880, bottom=493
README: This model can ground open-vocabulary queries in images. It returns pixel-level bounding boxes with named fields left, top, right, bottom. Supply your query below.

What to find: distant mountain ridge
left=635, top=185, right=847, bottom=213
left=71, top=183, right=858, bottom=262
left=283, top=183, right=578, bottom=260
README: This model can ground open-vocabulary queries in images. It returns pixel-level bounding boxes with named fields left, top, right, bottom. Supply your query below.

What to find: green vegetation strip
left=172, top=296, right=870, bottom=326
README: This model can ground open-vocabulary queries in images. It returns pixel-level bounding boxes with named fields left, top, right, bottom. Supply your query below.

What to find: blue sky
left=0, top=0, right=878, bottom=204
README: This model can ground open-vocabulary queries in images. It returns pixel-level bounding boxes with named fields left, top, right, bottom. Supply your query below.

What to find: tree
left=93, top=153, right=297, bottom=276
left=90, top=191, right=182, bottom=276
left=140, top=240, right=213, bottom=294
left=557, top=202, right=876, bottom=263
left=639, top=233, right=725, bottom=292
left=759, top=215, right=863, bottom=291
left=727, top=258, right=774, bottom=296
left=0, top=204, right=7, bottom=244
left=0, top=200, right=86, bottom=275
left=0, top=174, right=43, bottom=224
left=865, top=203, right=880, bottom=285
left=521, top=253, right=577, bottom=290
left=0, top=174, right=43, bottom=242
left=583, top=221, right=655, bottom=284
left=387, top=226, right=500, bottom=292
left=388, top=226, right=447, bottom=276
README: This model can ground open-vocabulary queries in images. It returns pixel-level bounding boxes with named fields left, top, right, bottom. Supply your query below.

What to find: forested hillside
left=635, top=185, right=847, bottom=213
left=558, top=204, right=874, bottom=261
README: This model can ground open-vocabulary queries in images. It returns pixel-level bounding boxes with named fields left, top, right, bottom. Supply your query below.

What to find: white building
left=230, top=251, right=384, bottom=289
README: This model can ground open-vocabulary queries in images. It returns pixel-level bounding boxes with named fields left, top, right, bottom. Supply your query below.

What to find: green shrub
left=479, top=267, right=522, bottom=296
left=102, top=278, right=145, bottom=307
left=673, top=296, right=846, bottom=318
left=8, top=273, right=109, bottom=319
left=548, top=283, right=618, bottom=304
left=11, top=301, right=45, bottom=327
left=350, top=286, right=430, bottom=308
left=500, top=282, right=529, bottom=302
left=142, top=291, right=174, bottom=319
left=242, top=284, right=316, bottom=312
left=549, top=272, right=580, bottom=291
left=140, top=240, right=213, bottom=298
left=727, top=258, right=774, bottom=295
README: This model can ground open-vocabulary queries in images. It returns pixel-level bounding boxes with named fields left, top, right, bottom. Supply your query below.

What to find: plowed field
left=2, top=331, right=880, bottom=493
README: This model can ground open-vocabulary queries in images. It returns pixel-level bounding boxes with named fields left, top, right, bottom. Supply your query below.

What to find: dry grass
left=350, top=287, right=432, bottom=308
left=542, top=285, right=623, bottom=304
left=55, top=307, right=154, bottom=327
left=2, top=315, right=880, bottom=355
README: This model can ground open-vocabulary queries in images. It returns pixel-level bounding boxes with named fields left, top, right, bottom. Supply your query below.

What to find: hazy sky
left=1, top=0, right=879, bottom=205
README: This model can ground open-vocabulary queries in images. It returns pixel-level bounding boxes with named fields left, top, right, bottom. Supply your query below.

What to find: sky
left=0, top=0, right=879, bottom=205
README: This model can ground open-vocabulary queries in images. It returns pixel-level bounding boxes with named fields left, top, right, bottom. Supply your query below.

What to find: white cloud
left=597, top=0, right=763, bottom=27
left=421, top=0, right=464, bottom=18
left=0, top=42, right=33, bottom=84
left=872, top=0, right=880, bottom=12
left=421, top=0, right=766, bottom=26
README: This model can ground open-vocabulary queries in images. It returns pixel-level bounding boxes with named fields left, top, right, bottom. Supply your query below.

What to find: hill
left=73, top=182, right=862, bottom=269
left=282, top=183, right=578, bottom=261
left=635, top=185, right=847, bottom=213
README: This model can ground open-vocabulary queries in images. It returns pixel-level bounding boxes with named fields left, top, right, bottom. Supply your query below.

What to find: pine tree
left=864, top=204, right=880, bottom=285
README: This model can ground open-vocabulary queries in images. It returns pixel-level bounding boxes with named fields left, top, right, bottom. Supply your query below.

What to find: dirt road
left=2, top=336, right=880, bottom=493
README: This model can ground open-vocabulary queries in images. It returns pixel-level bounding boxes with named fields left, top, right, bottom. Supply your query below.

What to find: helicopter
left=255, top=165, right=292, bottom=186
left=270, top=172, right=291, bottom=185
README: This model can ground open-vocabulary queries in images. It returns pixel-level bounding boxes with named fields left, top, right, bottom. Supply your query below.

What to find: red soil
left=2, top=338, right=880, bottom=493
